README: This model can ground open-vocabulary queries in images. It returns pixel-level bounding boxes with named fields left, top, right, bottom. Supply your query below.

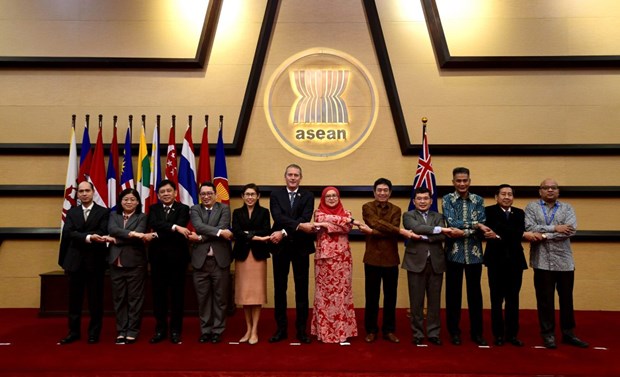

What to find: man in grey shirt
left=524, top=178, right=588, bottom=349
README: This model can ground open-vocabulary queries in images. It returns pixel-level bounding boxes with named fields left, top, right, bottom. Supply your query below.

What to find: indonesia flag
left=136, top=125, right=151, bottom=210
left=107, top=122, right=120, bottom=210
left=213, top=124, right=229, bottom=205
left=88, top=125, right=109, bottom=208
left=165, top=125, right=179, bottom=200
left=178, top=125, right=198, bottom=207
left=61, top=124, right=78, bottom=227
left=409, top=123, right=437, bottom=212
left=197, top=121, right=212, bottom=184
left=147, top=125, right=162, bottom=212
left=78, top=121, right=92, bottom=184
left=120, top=126, right=134, bottom=190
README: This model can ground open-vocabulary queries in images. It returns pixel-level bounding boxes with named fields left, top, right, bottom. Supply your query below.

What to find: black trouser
left=67, top=267, right=105, bottom=338
left=151, top=259, right=188, bottom=335
left=533, top=268, right=576, bottom=338
left=487, top=264, right=523, bottom=339
left=272, top=251, right=309, bottom=335
left=445, top=261, right=483, bottom=338
left=364, top=264, right=399, bottom=335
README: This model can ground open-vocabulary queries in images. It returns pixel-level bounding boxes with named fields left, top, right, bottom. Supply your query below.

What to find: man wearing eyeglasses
left=524, top=178, right=588, bottom=349
left=189, top=182, right=233, bottom=344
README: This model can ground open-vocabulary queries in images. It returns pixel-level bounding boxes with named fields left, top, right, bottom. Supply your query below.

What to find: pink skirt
left=234, top=251, right=267, bottom=305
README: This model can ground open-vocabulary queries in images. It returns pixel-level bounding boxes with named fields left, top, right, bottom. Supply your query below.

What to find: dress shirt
left=442, top=191, right=486, bottom=264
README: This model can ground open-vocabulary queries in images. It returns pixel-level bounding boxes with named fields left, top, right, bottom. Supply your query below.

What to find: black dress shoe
left=59, top=334, right=80, bottom=345
left=149, top=333, right=166, bottom=344
left=506, top=337, right=524, bottom=347
left=87, top=335, right=99, bottom=344
left=494, top=336, right=505, bottom=346
left=428, top=337, right=442, bottom=346
left=450, top=334, right=461, bottom=345
left=471, top=335, right=488, bottom=346
left=269, top=331, right=288, bottom=343
left=125, top=337, right=137, bottom=344
left=211, top=334, right=222, bottom=344
left=170, top=333, right=181, bottom=344
left=543, top=335, right=557, bottom=349
left=297, top=333, right=311, bottom=344
left=562, top=335, right=589, bottom=348
left=412, top=337, right=424, bottom=345
left=199, top=333, right=211, bottom=343
left=115, top=336, right=126, bottom=345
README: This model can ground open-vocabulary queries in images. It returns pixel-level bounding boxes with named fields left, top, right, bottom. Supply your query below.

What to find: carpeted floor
left=0, top=308, right=617, bottom=377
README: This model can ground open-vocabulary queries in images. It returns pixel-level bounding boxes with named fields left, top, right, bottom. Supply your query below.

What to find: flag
left=77, top=122, right=92, bottom=183
left=120, top=126, right=134, bottom=190
left=61, top=126, right=78, bottom=227
left=197, top=124, right=212, bottom=184
left=165, top=125, right=179, bottom=200
left=88, top=126, right=108, bottom=208
left=409, top=125, right=437, bottom=212
left=136, top=125, right=151, bottom=210
left=107, top=123, right=119, bottom=210
left=213, top=126, right=229, bottom=205
left=147, top=125, right=162, bottom=212
left=178, top=125, right=198, bottom=207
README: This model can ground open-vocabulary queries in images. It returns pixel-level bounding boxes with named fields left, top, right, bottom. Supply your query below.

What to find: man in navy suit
left=147, top=179, right=191, bottom=344
left=58, top=181, right=109, bottom=345
left=189, top=182, right=233, bottom=344
left=268, top=164, right=316, bottom=344
left=483, top=184, right=527, bottom=347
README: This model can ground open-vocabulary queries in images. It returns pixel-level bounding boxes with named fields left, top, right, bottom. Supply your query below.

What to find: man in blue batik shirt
left=442, top=167, right=492, bottom=346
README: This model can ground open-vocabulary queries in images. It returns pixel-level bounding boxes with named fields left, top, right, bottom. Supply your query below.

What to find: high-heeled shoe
left=239, top=335, right=250, bottom=343
left=248, top=336, right=258, bottom=345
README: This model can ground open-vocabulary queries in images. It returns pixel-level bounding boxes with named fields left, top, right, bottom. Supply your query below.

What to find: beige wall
left=0, top=0, right=618, bottom=310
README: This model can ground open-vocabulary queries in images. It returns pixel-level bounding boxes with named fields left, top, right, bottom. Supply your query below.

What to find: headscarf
left=318, top=186, right=347, bottom=217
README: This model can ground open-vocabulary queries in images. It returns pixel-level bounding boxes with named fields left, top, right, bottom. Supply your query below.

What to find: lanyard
left=540, top=200, right=559, bottom=225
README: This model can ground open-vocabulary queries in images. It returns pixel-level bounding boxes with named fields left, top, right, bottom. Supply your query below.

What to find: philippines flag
left=107, top=122, right=120, bottom=210
left=165, top=125, right=179, bottom=200
left=61, top=125, right=78, bottom=227
left=120, top=126, right=134, bottom=190
left=178, top=125, right=198, bottom=207
left=147, top=125, right=162, bottom=212
left=88, top=126, right=109, bottom=208
left=78, top=121, right=92, bottom=184
left=213, top=125, right=229, bottom=205
left=137, top=125, right=151, bottom=211
left=409, top=125, right=437, bottom=212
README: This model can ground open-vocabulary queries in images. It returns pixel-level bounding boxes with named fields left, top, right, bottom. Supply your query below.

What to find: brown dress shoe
left=383, top=332, right=400, bottom=343
left=364, top=333, right=377, bottom=343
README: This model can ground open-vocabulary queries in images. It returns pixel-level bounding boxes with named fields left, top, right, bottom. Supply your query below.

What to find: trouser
left=364, top=264, right=399, bottom=335
left=533, top=268, right=576, bottom=337
left=488, top=263, right=523, bottom=339
left=272, top=251, right=309, bottom=335
left=445, top=261, right=483, bottom=338
left=67, top=267, right=105, bottom=337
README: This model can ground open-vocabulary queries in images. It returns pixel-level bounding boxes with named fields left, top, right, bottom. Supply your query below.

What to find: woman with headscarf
left=310, top=186, right=361, bottom=343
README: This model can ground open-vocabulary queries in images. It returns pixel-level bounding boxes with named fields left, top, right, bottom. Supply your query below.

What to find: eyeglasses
left=200, top=191, right=216, bottom=196
left=540, top=186, right=559, bottom=191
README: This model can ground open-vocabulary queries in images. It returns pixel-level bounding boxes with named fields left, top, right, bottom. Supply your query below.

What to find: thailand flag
left=178, top=125, right=198, bottom=207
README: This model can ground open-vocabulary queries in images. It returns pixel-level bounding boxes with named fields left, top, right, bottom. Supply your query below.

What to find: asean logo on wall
left=264, top=48, right=379, bottom=161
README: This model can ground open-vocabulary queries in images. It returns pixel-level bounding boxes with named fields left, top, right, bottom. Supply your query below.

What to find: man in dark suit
left=483, top=184, right=527, bottom=347
left=268, top=164, right=316, bottom=344
left=147, top=179, right=191, bottom=344
left=58, top=181, right=109, bottom=345
left=402, top=187, right=450, bottom=346
left=189, top=182, right=233, bottom=344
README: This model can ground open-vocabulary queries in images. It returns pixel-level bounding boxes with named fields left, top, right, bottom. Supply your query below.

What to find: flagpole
left=72, top=114, right=76, bottom=130
left=129, top=114, right=133, bottom=140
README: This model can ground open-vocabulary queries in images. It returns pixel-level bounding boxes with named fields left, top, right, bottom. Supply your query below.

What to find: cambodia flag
left=78, top=122, right=92, bottom=184
left=120, top=126, right=134, bottom=190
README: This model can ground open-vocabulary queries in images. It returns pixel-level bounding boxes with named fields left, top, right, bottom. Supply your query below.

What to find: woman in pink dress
left=311, top=186, right=360, bottom=343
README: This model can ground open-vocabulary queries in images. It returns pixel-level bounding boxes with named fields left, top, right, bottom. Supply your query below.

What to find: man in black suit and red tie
left=147, top=179, right=191, bottom=345
left=268, top=164, right=316, bottom=344
left=58, top=181, right=110, bottom=345
left=483, top=184, right=527, bottom=347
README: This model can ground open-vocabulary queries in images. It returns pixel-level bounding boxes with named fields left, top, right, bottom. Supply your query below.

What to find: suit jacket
left=401, top=210, right=446, bottom=274
left=190, top=202, right=232, bottom=269
left=147, top=201, right=190, bottom=265
left=362, top=200, right=402, bottom=267
left=269, top=187, right=315, bottom=255
left=483, top=204, right=527, bottom=270
left=108, top=212, right=148, bottom=267
left=59, top=203, right=109, bottom=272
left=232, top=204, right=271, bottom=261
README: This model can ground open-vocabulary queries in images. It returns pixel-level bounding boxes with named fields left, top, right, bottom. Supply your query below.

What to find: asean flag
left=213, top=126, right=229, bottom=205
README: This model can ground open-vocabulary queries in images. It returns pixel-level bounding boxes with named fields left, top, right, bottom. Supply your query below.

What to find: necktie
left=123, top=214, right=130, bottom=228
left=505, top=210, right=510, bottom=220
left=422, top=212, right=428, bottom=223
left=164, top=206, right=171, bottom=219
left=83, top=208, right=90, bottom=221
left=289, top=192, right=295, bottom=208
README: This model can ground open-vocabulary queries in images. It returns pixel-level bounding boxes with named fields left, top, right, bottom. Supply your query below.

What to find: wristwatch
left=541, top=234, right=547, bottom=240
